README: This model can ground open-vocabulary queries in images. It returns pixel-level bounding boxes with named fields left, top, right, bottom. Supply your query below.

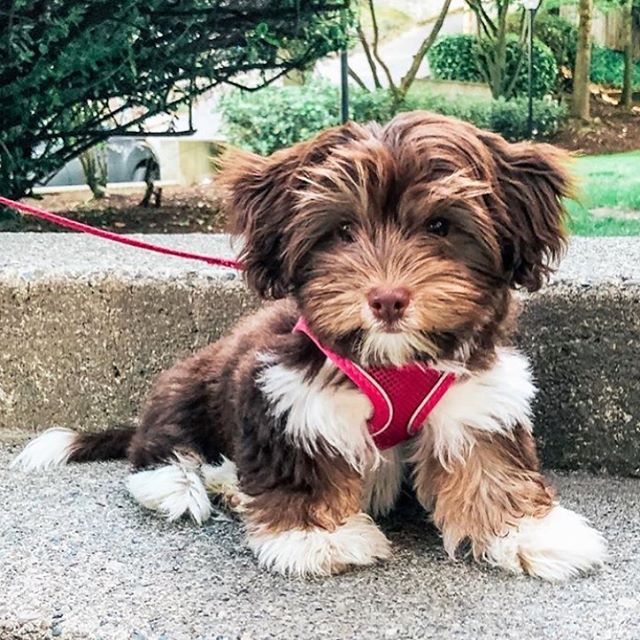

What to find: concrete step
left=1, top=441, right=639, bottom=640
left=1, top=233, right=639, bottom=475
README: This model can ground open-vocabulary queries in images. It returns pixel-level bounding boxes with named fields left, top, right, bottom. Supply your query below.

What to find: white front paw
left=485, top=505, right=607, bottom=582
left=247, top=513, right=391, bottom=576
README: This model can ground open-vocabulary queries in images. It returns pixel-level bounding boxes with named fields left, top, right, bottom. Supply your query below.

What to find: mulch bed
left=15, top=185, right=227, bottom=234
left=551, top=98, right=640, bottom=155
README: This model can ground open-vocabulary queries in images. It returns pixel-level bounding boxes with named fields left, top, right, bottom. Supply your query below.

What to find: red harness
left=293, top=317, right=456, bottom=450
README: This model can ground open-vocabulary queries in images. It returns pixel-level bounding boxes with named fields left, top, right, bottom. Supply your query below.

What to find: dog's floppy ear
left=217, top=145, right=302, bottom=299
left=217, top=123, right=369, bottom=299
left=482, top=133, right=574, bottom=292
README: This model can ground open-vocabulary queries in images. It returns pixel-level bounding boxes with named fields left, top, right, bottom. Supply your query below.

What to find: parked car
left=41, top=137, right=161, bottom=187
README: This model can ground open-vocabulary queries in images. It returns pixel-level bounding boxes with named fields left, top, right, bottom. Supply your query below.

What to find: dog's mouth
left=373, top=320, right=403, bottom=334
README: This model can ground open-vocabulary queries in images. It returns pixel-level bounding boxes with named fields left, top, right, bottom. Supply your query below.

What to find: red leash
left=0, top=195, right=243, bottom=270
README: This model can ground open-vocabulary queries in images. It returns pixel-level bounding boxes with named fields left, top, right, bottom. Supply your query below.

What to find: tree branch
left=367, top=0, right=396, bottom=91
left=348, top=67, right=368, bottom=90
left=356, top=23, right=382, bottom=89
left=399, top=0, right=453, bottom=98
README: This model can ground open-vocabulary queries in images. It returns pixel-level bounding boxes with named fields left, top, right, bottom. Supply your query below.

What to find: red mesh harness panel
left=293, top=317, right=456, bottom=449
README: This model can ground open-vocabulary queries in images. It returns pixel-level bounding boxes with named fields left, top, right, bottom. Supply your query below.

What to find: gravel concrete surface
left=2, top=234, right=639, bottom=283
left=1, top=441, right=639, bottom=640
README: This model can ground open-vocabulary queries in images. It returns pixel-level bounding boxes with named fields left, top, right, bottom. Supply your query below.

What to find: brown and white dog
left=13, top=112, right=606, bottom=580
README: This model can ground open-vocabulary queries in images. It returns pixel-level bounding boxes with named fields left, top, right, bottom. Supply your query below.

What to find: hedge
left=220, top=81, right=566, bottom=155
left=427, top=33, right=558, bottom=99
left=590, top=45, right=640, bottom=89
left=507, top=11, right=577, bottom=72
left=219, top=84, right=398, bottom=156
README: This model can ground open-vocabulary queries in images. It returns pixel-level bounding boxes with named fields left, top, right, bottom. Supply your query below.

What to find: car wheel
left=132, top=162, right=160, bottom=182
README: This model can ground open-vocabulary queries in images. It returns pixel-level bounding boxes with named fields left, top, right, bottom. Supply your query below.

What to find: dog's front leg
left=241, top=460, right=391, bottom=577
left=412, top=424, right=606, bottom=581
left=235, top=370, right=391, bottom=577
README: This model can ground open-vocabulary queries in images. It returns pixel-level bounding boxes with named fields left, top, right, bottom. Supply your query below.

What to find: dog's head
left=218, top=111, right=572, bottom=367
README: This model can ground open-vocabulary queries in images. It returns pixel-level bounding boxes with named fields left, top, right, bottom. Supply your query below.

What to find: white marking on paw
left=484, top=505, right=607, bottom=582
left=248, top=512, right=391, bottom=577
left=201, top=456, right=248, bottom=512
left=126, top=453, right=211, bottom=525
left=11, top=428, right=77, bottom=472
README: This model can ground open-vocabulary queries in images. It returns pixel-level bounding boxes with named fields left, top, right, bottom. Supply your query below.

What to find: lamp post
left=340, top=10, right=349, bottom=124
left=522, top=0, right=541, bottom=139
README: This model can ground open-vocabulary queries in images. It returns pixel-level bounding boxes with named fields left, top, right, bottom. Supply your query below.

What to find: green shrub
left=350, top=88, right=398, bottom=124
left=220, top=80, right=566, bottom=155
left=220, top=83, right=339, bottom=156
left=220, top=82, right=401, bottom=156
left=426, top=34, right=483, bottom=83
left=507, top=11, right=577, bottom=71
left=414, top=94, right=491, bottom=130
left=428, top=33, right=558, bottom=98
left=414, top=93, right=565, bottom=141
left=487, top=97, right=566, bottom=140
left=590, top=45, right=640, bottom=89
left=502, top=36, right=557, bottom=99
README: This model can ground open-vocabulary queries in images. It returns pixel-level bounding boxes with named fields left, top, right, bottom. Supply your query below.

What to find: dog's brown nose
left=367, top=287, right=411, bottom=324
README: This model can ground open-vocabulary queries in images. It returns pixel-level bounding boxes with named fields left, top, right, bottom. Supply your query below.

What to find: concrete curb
left=1, top=234, right=639, bottom=475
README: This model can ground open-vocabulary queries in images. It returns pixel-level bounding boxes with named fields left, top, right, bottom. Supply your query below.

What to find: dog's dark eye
left=337, top=222, right=356, bottom=243
left=426, top=217, right=450, bottom=237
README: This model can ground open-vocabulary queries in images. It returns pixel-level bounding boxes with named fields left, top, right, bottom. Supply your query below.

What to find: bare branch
left=466, top=0, right=497, bottom=37
left=348, top=67, right=368, bottom=90
left=356, top=23, right=382, bottom=89
left=367, top=0, right=396, bottom=91
left=399, top=0, right=453, bottom=98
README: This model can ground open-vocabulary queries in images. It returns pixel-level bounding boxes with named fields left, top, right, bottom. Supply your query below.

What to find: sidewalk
left=1, top=441, right=639, bottom=640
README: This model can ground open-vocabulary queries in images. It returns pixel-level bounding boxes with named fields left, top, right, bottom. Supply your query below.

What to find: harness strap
left=293, top=317, right=456, bottom=449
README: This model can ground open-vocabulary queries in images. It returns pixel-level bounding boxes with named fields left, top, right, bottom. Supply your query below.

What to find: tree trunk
left=571, top=0, right=593, bottom=121
left=620, top=0, right=634, bottom=109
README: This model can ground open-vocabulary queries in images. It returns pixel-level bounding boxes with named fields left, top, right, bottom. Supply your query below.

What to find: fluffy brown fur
left=20, top=111, right=603, bottom=579
left=413, top=424, right=555, bottom=559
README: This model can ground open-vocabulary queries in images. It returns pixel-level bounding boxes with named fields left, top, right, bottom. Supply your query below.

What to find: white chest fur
left=259, top=347, right=535, bottom=473
left=426, top=347, right=536, bottom=466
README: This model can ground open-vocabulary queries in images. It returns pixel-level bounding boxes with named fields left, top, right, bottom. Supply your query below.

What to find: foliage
left=412, top=93, right=566, bottom=140
left=487, top=96, right=566, bottom=139
left=220, top=80, right=566, bottom=155
left=0, top=0, right=349, bottom=203
left=350, top=0, right=453, bottom=105
left=504, top=36, right=558, bottom=99
left=426, top=35, right=482, bottom=83
left=221, top=83, right=341, bottom=156
left=590, top=45, right=640, bottom=88
left=428, top=34, right=558, bottom=99
left=220, top=82, right=398, bottom=156
left=508, top=11, right=578, bottom=71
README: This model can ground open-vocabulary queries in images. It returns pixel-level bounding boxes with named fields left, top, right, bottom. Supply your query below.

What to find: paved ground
left=2, top=234, right=639, bottom=283
left=2, top=441, right=639, bottom=640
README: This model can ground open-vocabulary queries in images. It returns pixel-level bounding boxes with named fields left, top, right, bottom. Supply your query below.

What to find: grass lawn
left=567, top=151, right=640, bottom=236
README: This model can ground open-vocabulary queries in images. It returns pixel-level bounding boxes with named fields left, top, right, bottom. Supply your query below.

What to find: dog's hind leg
left=201, top=457, right=248, bottom=514
left=125, top=345, right=232, bottom=525
left=127, top=455, right=248, bottom=524
left=126, top=452, right=213, bottom=524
